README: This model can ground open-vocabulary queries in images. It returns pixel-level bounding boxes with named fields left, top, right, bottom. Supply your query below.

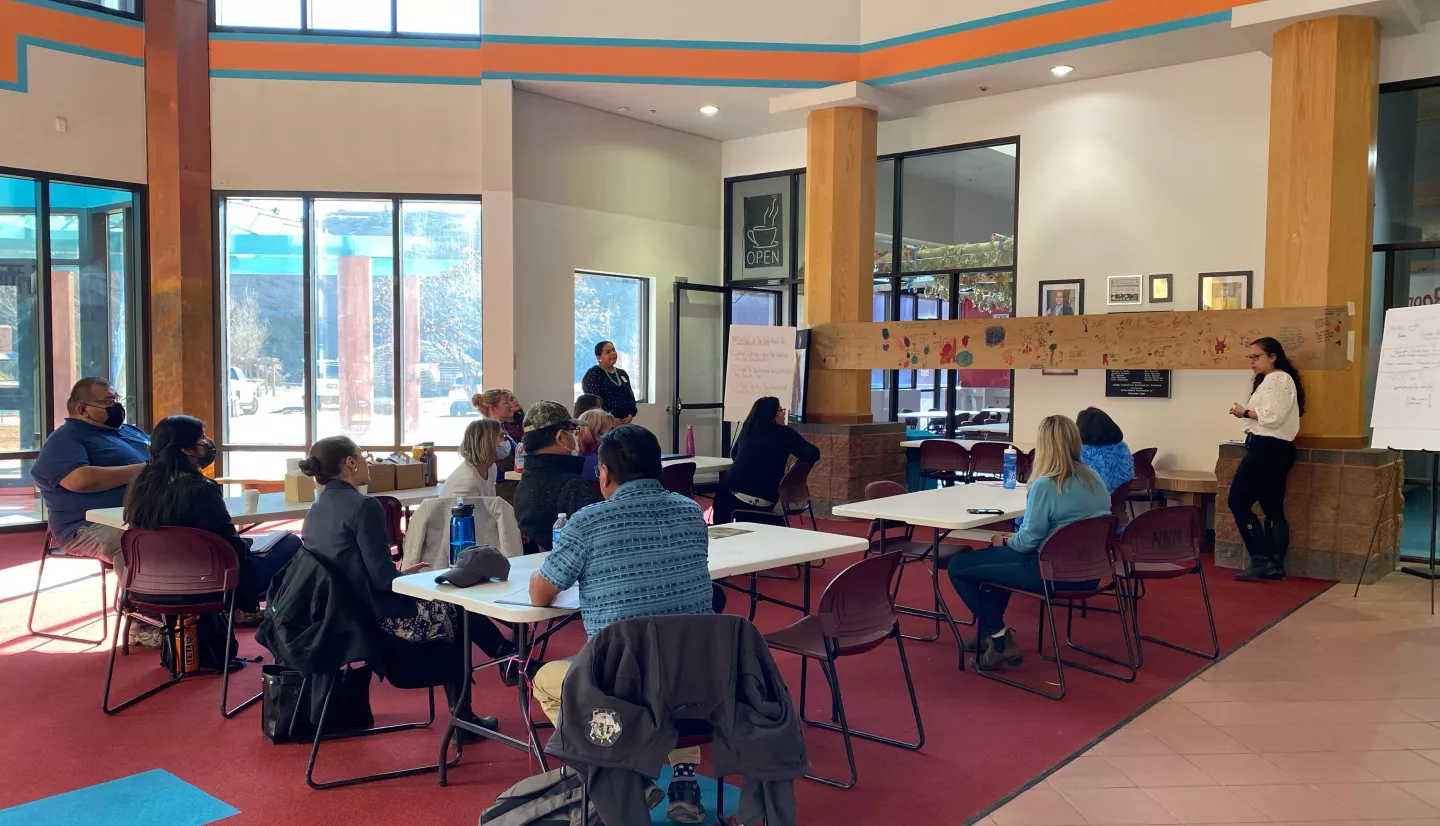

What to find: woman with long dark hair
left=1228, top=336, right=1305, bottom=582
left=123, top=415, right=300, bottom=613
left=580, top=341, right=638, bottom=423
left=711, top=396, right=820, bottom=525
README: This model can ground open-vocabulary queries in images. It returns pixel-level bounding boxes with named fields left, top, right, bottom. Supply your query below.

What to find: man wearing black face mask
left=32, top=377, right=151, bottom=584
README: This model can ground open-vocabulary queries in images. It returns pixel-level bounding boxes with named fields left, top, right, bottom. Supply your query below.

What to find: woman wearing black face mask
left=124, top=416, right=301, bottom=617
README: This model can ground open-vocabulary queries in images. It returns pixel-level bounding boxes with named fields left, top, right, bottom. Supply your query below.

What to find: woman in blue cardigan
left=947, top=415, right=1111, bottom=670
left=1077, top=407, right=1135, bottom=494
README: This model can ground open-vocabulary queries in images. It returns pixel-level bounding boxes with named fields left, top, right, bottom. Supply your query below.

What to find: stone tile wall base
left=793, top=422, right=907, bottom=519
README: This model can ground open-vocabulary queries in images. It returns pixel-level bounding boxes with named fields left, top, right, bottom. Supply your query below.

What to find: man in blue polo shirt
left=528, top=424, right=716, bottom=824
left=32, top=377, right=150, bottom=578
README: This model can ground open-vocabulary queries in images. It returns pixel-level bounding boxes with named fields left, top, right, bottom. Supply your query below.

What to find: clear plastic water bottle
left=1002, top=446, right=1018, bottom=490
left=449, top=498, right=475, bottom=566
left=551, top=512, right=568, bottom=549
left=514, top=441, right=526, bottom=472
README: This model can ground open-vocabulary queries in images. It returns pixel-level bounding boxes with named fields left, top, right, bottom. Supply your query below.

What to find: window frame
left=213, top=190, right=482, bottom=479
left=209, top=0, right=483, bottom=39
left=722, top=135, right=1021, bottom=439
left=0, top=165, right=148, bottom=532
left=574, top=270, right=652, bottom=405
left=48, top=0, right=143, bottom=23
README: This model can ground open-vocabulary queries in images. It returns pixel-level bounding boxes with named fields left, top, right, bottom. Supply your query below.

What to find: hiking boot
left=961, top=634, right=980, bottom=653
left=666, top=779, right=705, bottom=824
left=975, top=629, right=1023, bottom=671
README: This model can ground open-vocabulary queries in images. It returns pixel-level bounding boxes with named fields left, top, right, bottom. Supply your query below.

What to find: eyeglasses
left=1246, top=354, right=1264, bottom=361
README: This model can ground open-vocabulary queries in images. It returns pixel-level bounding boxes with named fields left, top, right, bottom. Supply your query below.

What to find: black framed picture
left=1149, top=273, right=1173, bottom=303
left=1038, top=279, right=1084, bottom=317
left=1198, top=271, right=1253, bottom=311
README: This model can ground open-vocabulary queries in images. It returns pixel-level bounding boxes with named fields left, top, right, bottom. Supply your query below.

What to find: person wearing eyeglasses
left=1227, top=337, right=1304, bottom=582
left=513, top=401, right=602, bottom=554
left=711, top=396, right=820, bottom=525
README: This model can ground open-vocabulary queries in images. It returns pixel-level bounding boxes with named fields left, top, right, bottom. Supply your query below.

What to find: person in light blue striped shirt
left=529, top=424, right=716, bottom=822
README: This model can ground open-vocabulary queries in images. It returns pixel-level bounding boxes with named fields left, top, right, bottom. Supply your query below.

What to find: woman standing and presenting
left=1228, top=337, right=1304, bottom=582
left=581, top=341, right=638, bottom=424
left=712, top=396, right=820, bottom=525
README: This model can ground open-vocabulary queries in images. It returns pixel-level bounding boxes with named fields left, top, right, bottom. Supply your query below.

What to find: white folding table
left=832, top=483, right=1029, bottom=652
left=86, top=485, right=444, bottom=530
left=900, top=438, right=1034, bottom=451
left=503, top=455, right=731, bottom=482
left=391, top=521, right=867, bottom=780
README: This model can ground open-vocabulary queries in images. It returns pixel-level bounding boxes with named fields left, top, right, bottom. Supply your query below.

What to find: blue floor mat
left=650, top=766, right=740, bottom=825
left=0, top=769, right=237, bottom=826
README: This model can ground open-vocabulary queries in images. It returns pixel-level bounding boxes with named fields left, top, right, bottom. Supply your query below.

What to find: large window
left=573, top=272, right=650, bottom=403
left=54, top=0, right=140, bottom=20
left=215, top=0, right=481, bottom=35
left=723, top=138, right=1019, bottom=437
left=218, top=195, right=481, bottom=479
left=0, top=170, right=143, bottom=527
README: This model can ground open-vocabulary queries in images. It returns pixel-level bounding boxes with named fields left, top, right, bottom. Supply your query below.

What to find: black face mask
left=197, top=439, right=217, bottom=469
left=100, top=402, right=125, bottom=428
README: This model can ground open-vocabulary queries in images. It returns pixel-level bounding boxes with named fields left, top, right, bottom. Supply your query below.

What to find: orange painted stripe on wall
left=862, top=0, right=1247, bottom=78
left=1, top=0, right=145, bottom=58
left=209, top=39, right=482, bottom=77
left=481, top=42, right=855, bottom=82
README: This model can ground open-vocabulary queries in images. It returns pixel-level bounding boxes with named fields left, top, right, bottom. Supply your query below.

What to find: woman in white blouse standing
left=1227, top=336, right=1305, bottom=582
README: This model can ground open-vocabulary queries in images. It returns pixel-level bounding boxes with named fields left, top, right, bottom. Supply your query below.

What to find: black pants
left=711, top=488, right=774, bottom=526
left=1227, top=434, right=1297, bottom=565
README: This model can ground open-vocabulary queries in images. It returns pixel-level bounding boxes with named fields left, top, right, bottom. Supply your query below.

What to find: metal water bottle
left=449, top=498, right=476, bottom=566
left=685, top=425, right=695, bottom=457
left=1003, top=446, right=1018, bottom=490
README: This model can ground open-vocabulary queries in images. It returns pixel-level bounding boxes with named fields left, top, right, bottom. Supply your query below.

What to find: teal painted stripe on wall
left=480, top=34, right=858, bottom=53
left=482, top=71, right=831, bottom=88
left=210, top=69, right=482, bottom=84
left=1, top=35, right=144, bottom=93
left=866, top=11, right=1233, bottom=85
left=12, top=0, right=144, bottom=28
left=860, top=0, right=1110, bottom=52
left=209, top=32, right=482, bottom=49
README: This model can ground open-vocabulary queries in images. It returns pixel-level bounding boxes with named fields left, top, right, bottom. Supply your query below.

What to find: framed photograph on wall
left=1149, top=273, right=1173, bottom=303
left=1198, top=271, right=1252, bottom=311
left=1107, top=275, right=1142, bottom=306
left=1038, top=280, right=1084, bottom=317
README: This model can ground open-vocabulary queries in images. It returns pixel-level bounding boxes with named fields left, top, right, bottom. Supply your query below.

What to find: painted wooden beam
left=811, top=306, right=1351, bottom=371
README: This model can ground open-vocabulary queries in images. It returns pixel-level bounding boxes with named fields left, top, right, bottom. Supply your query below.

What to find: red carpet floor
left=0, top=522, right=1329, bottom=826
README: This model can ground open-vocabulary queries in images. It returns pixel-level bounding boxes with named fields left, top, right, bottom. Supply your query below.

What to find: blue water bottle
left=1002, top=446, right=1018, bottom=490
left=449, top=498, right=476, bottom=566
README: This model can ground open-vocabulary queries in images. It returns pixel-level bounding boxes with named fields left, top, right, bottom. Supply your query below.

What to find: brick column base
left=1213, top=444, right=1403, bottom=584
left=793, top=422, right=907, bottom=518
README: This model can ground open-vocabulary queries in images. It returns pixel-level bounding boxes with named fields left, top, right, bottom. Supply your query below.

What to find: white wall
left=1379, top=20, right=1440, bottom=84
left=723, top=52, right=1274, bottom=471
left=485, top=0, right=857, bottom=44
left=511, top=91, right=723, bottom=449
left=860, top=0, right=1053, bottom=44
left=0, top=48, right=146, bottom=183
left=210, top=79, right=483, bottom=193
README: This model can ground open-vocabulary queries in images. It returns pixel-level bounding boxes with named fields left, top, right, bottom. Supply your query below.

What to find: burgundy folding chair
left=28, top=530, right=111, bottom=645
left=1109, top=480, right=1134, bottom=527
left=764, top=552, right=922, bottom=789
left=377, top=495, right=405, bottom=562
left=976, top=515, right=1136, bottom=700
left=1115, top=505, right=1217, bottom=665
left=1017, top=449, right=1035, bottom=483
left=778, top=460, right=819, bottom=530
left=103, top=527, right=259, bottom=718
left=1127, top=448, right=1165, bottom=517
left=918, top=440, right=970, bottom=487
left=659, top=461, right=697, bottom=500
left=969, top=442, right=1009, bottom=482
left=862, top=480, right=970, bottom=643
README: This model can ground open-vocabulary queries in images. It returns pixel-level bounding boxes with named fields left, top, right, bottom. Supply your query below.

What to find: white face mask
left=567, top=432, right=581, bottom=457
left=496, top=440, right=513, bottom=460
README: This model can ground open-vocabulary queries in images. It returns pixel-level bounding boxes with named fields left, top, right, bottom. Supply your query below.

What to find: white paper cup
left=242, top=489, right=260, bottom=514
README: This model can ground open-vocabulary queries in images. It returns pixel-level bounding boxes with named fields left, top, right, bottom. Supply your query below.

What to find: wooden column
left=804, top=106, right=877, bottom=424
left=145, top=0, right=214, bottom=426
left=1263, top=15, right=1378, bottom=448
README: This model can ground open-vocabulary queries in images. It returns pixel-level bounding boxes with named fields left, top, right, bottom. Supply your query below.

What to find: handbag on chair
left=260, top=664, right=375, bottom=744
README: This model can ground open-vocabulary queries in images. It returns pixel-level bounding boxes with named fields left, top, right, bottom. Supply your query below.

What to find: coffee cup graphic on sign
left=743, top=193, right=784, bottom=269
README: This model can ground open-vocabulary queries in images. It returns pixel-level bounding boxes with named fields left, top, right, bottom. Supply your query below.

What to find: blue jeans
left=946, top=545, right=1097, bottom=637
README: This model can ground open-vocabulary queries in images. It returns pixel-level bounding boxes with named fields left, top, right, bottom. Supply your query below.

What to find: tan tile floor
left=981, top=572, right=1440, bottom=826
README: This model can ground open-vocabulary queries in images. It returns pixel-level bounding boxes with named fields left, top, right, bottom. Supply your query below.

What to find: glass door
left=1383, top=246, right=1440, bottom=562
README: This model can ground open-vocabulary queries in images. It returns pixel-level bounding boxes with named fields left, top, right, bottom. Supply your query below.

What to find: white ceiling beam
left=768, top=82, right=917, bottom=120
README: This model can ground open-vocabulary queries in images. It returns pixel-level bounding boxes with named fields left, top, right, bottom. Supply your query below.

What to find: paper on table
left=707, top=526, right=753, bottom=540
left=494, top=583, right=581, bottom=610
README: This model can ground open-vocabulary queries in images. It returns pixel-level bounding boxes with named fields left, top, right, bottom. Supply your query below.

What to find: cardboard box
left=367, top=462, right=396, bottom=493
left=394, top=462, right=426, bottom=490
left=284, top=473, right=315, bottom=504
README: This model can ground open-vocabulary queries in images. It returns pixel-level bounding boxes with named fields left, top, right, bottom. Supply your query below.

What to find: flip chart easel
left=1361, top=304, right=1440, bottom=612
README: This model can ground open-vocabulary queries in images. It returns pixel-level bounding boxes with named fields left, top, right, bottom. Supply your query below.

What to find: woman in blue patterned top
left=1077, top=407, right=1135, bottom=494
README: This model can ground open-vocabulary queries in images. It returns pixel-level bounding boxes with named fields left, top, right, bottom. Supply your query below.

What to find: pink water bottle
left=685, top=425, right=695, bottom=457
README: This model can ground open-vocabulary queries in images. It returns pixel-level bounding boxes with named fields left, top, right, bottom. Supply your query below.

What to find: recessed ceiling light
left=1050, top=65, right=1074, bottom=77
left=617, top=106, right=630, bottom=112
left=699, top=105, right=719, bottom=115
